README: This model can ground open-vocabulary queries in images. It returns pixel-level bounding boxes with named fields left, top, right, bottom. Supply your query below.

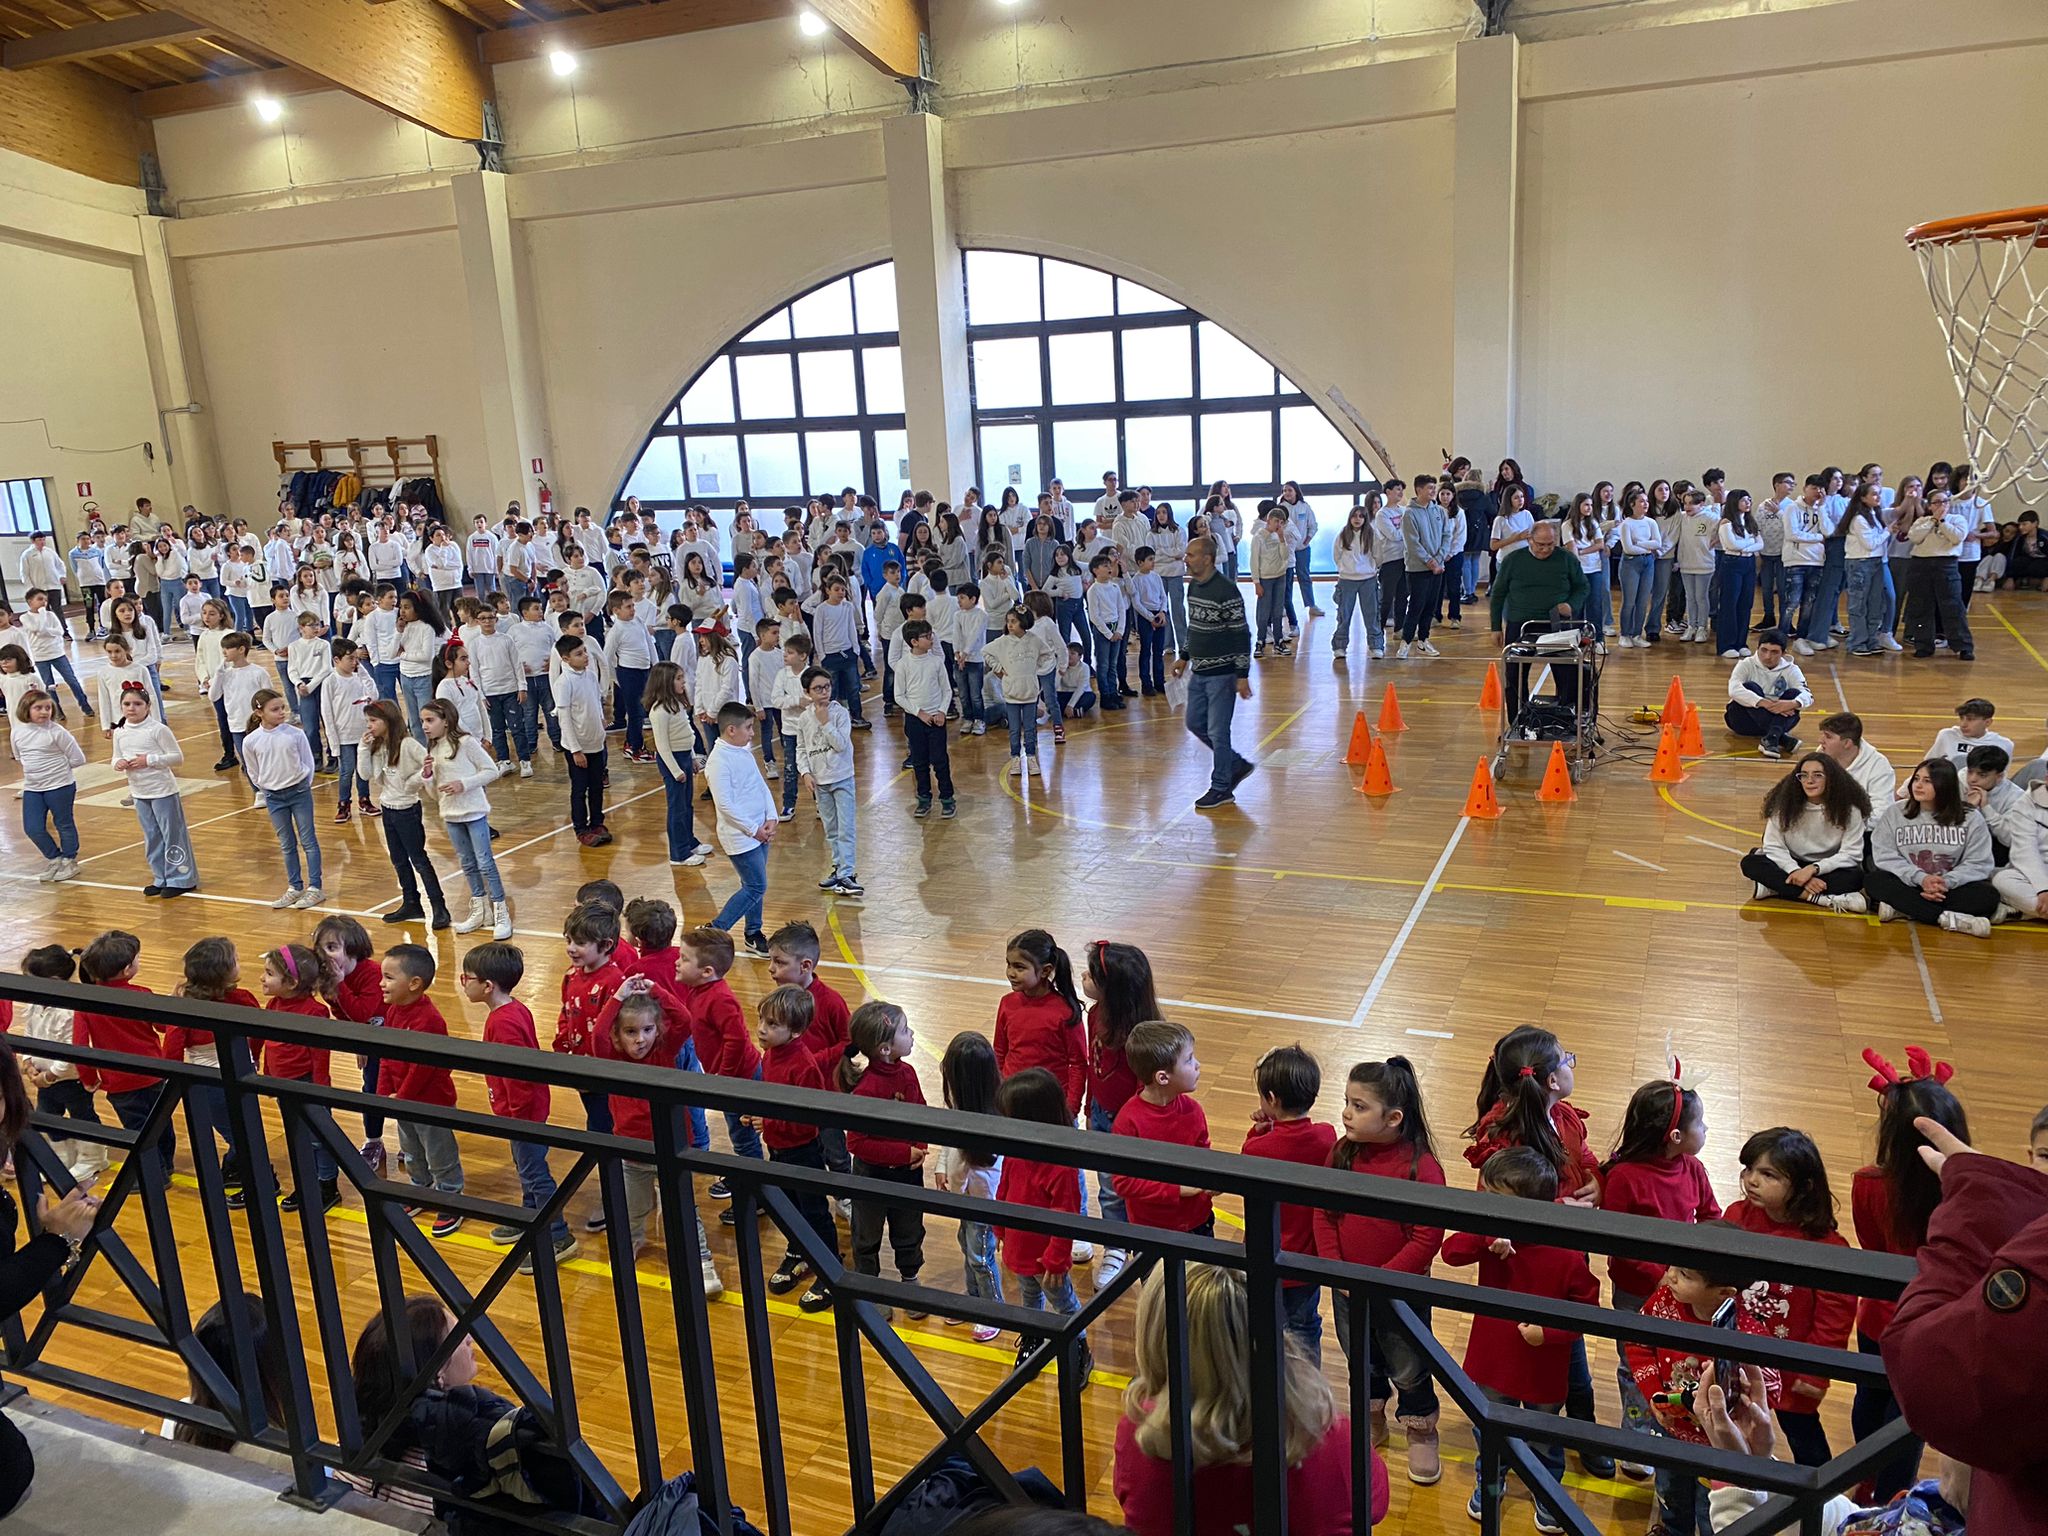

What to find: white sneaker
left=681, top=845, right=710, bottom=867
left=1071, top=1240, right=1095, bottom=1264
left=1939, top=911, right=1992, bottom=938
left=1876, top=902, right=1901, bottom=923
left=1008, top=758, right=1025, bottom=777
left=1738, top=647, right=1753, bottom=657
left=271, top=888, right=301, bottom=909
left=38, top=860, right=60, bottom=883
left=1820, top=892, right=1868, bottom=913
left=1793, top=639, right=1816, bottom=656
left=294, top=885, right=324, bottom=909
left=1027, top=757, right=1042, bottom=778
left=453, top=896, right=489, bottom=934
left=518, top=760, right=534, bottom=778
left=1881, top=635, right=1905, bottom=651
left=700, top=1257, right=724, bottom=1299
left=1720, top=649, right=1741, bottom=659
left=1416, top=640, right=1440, bottom=657
left=491, top=901, right=513, bottom=941
left=1396, top=642, right=1411, bottom=659
left=1096, top=1247, right=1128, bottom=1286
left=835, top=1196, right=852, bottom=1220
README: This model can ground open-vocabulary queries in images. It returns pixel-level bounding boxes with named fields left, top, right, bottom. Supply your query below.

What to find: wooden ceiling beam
left=806, top=0, right=924, bottom=79
left=479, top=0, right=784, bottom=65
left=1, top=9, right=206, bottom=68
left=163, top=0, right=491, bottom=139
left=133, top=60, right=324, bottom=116
left=0, top=52, right=145, bottom=182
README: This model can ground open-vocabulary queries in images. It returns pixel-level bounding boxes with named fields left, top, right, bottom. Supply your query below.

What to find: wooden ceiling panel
left=0, top=51, right=146, bottom=181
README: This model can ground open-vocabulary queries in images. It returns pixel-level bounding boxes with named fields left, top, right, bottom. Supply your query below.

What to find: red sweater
left=759, top=1040, right=825, bottom=1151
left=1110, top=1094, right=1213, bottom=1232
left=74, top=979, right=162, bottom=1093
left=612, top=936, right=641, bottom=971
left=608, top=1046, right=679, bottom=1142
left=844, top=1057, right=925, bottom=1168
left=555, top=961, right=625, bottom=1056
left=1113, top=1414, right=1387, bottom=1536
left=623, top=945, right=676, bottom=988
left=1721, top=1198, right=1854, bottom=1407
left=377, top=997, right=457, bottom=1106
left=482, top=1000, right=550, bottom=1123
left=260, top=995, right=333, bottom=1083
left=1466, top=1098, right=1601, bottom=1201
left=162, top=986, right=260, bottom=1061
left=1312, top=1139, right=1447, bottom=1275
left=804, top=976, right=851, bottom=1074
left=1599, top=1153, right=1722, bottom=1297
left=1442, top=1230, right=1600, bottom=1402
left=994, top=990, right=1087, bottom=1115
left=1085, top=1004, right=1140, bottom=1121
left=1623, top=1281, right=1781, bottom=1441
left=331, top=960, right=382, bottom=1026
left=1240, top=1117, right=1337, bottom=1286
left=997, top=1155, right=1080, bottom=1276
left=1851, top=1165, right=1907, bottom=1340
left=685, top=978, right=760, bottom=1081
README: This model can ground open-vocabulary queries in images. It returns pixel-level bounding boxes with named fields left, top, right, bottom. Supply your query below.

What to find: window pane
left=805, top=431, right=865, bottom=497
left=1279, top=372, right=1303, bottom=396
left=735, top=354, right=796, bottom=419
left=978, top=423, right=1042, bottom=502
left=1200, top=412, right=1274, bottom=486
left=623, top=437, right=686, bottom=502
left=1124, top=415, right=1192, bottom=491
left=1117, top=277, right=1181, bottom=315
left=1048, top=332, right=1114, bottom=405
left=678, top=356, right=734, bottom=425
left=797, top=350, right=858, bottom=417
left=1280, top=405, right=1354, bottom=486
left=966, top=250, right=1042, bottom=325
left=1053, top=420, right=1119, bottom=497
left=971, top=337, right=1043, bottom=409
left=744, top=433, right=803, bottom=500
left=684, top=435, right=742, bottom=499
left=1120, top=326, right=1192, bottom=401
left=741, top=307, right=791, bottom=343
left=853, top=263, right=898, bottom=333
left=1199, top=322, right=1275, bottom=399
left=1043, top=259, right=1113, bottom=321
left=862, top=347, right=904, bottom=415
left=791, top=277, right=855, bottom=339
left=875, top=429, right=911, bottom=510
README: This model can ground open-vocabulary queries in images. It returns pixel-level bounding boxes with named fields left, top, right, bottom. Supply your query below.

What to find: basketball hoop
left=1905, top=204, right=2048, bottom=505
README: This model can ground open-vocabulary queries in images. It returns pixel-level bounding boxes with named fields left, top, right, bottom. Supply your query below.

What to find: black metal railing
left=0, top=973, right=1913, bottom=1536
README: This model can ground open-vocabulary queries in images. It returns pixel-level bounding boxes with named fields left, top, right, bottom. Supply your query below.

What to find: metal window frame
left=0, top=478, right=54, bottom=537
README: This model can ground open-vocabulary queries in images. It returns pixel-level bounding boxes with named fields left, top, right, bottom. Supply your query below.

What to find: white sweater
left=794, top=701, right=853, bottom=786
left=112, top=718, right=183, bottom=800
left=320, top=668, right=378, bottom=748
left=649, top=702, right=696, bottom=777
left=426, top=736, right=499, bottom=822
left=241, top=722, right=314, bottom=793
left=555, top=664, right=607, bottom=754
left=1760, top=801, right=1867, bottom=874
left=704, top=738, right=775, bottom=854
left=11, top=721, right=84, bottom=792
left=365, top=735, right=428, bottom=810
left=983, top=633, right=1044, bottom=704
left=895, top=648, right=950, bottom=717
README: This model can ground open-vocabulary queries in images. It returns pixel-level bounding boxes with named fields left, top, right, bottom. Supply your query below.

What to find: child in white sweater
left=110, top=682, right=198, bottom=896
left=17, top=944, right=106, bottom=1180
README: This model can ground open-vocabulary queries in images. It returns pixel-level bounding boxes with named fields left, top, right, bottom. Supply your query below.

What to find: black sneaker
left=835, top=876, right=865, bottom=897
left=940, top=799, right=957, bottom=818
left=743, top=930, right=770, bottom=958
left=851, top=718, right=872, bottom=731
left=1193, top=787, right=1235, bottom=810
left=584, top=1210, right=607, bottom=1232
left=708, top=1178, right=733, bottom=1200
left=382, top=905, right=426, bottom=925
left=913, top=797, right=932, bottom=818
left=213, top=755, right=238, bottom=772
left=768, top=1257, right=810, bottom=1294
left=1757, top=737, right=1784, bottom=760
left=1229, top=757, right=1257, bottom=790
left=225, top=1187, right=248, bottom=1210
left=431, top=908, right=453, bottom=931
left=798, top=1284, right=833, bottom=1313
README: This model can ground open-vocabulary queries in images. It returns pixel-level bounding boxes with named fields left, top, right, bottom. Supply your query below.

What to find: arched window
left=618, top=263, right=908, bottom=543
left=964, top=250, right=1372, bottom=572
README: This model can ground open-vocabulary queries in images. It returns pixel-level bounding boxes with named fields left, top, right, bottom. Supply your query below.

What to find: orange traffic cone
left=1478, top=661, right=1504, bottom=712
left=1536, top=742, right=1576, bottom=803
left=1647, top=723, right=1689, bottom=784
left=1461, top=757, right=1503, bottom=819
left=1344, top=709, right=1373, bottom=766
left=1677, top=701, right=1706, bottom=757
left=1660, top=675, right=1688, bottom=727
left=1376, top=682, right=1407, bottom=734
left=1357, top=735, right=1399, bottom=796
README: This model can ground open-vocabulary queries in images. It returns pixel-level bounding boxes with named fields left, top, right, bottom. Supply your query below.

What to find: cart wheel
left=1491, top=751, right=1508, bottom=778
left=1570, top=761, right=1586, bottom=783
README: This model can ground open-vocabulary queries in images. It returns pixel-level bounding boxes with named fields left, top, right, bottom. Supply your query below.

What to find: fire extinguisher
left=536, top=478, right=552, bottom=518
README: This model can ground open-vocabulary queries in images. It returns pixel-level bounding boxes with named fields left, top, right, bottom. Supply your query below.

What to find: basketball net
left=1907, top=205, right=2048, bottom=506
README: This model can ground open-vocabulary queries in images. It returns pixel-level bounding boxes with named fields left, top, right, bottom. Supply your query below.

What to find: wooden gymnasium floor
left=5, top=585, right=2048, bottom=1533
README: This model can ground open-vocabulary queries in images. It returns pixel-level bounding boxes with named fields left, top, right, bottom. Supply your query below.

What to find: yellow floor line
left=1655, top=783, right=1754, bottom=839
left=825, top=906, right=877, bottom=999
left=1255, top=705, right=1310, bottom=750
left=1985, top=601, right=2048, bottom=675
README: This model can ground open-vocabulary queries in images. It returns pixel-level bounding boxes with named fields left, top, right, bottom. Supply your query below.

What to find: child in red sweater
left=1110, top=1020, right=1213, bottom=1237
left=377, top=944, right=465, bottom=1236
left=995, top=930, right=1094, bottom=1266
left=556, top=901, right=627, bottom=1142
left=75, top=930, right=173, bottom=1178
left=623, top=896, right=708, bottom=1154
left=1725, top=1127, right=1853, bottom=1468
left=1312, top=1056, right=1446, bottom=1484
left=604, top=993, right=722, bottom=1297
left=746, top=985, right=836, bottom=1312
left=1441, top=1148, right=1600, bottom=1532
left=166, top=935, right=258, bottom=1193
left=678, top=926, right=764, bottom=1199
left=1239, top=1045, right=1336, bottom=1363
left=1081, top=939, right=1154, bottom=1288
left=254, top=942, right=339, bottom=1213
left=459, top=941, right=573, bottom=1269
left=1600, top=1078, right=1719, bottom=1481
left=312, top=916, right=388, bottom=1173
left=995, top=1067, right=1091, bottom=1378
left=766, top=920, right=853, bottom=1177
left=837, top=1000, right=927, bottom=1296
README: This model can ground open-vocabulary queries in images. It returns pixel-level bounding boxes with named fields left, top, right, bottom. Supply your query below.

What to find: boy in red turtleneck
left=621, top=896, right=709, bottom=1154
left=377, top=944, right=465, bottom=1236
left=1240, top=1045, right=1337, bottom=1363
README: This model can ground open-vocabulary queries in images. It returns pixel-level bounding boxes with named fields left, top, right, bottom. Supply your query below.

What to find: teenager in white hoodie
left=1724, top=633, right=1812, bottom=759
left=1738, top=752, right=1868, bottom=909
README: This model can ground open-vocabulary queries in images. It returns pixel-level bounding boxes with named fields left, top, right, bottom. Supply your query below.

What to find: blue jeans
left=135, top=792, right=196, bottom=889
left=1017, top=1269, right=1083, bottom=1347
left=1281, top=1283, right=1323, bottom=1365
left=1136, top=615, right=1166, bottom=689
left=958, top=1218, right=1003, bottom=1304
left=723, top=1062, right=765, bottom=1161
left=1333, top=577, right=1379, bottom=653
left=446, top=815, right=504, bottom=902
left=1092, top=632, right=1123, bottom=707
left=1758, top=554, right=1784, bottom=625
left=1163, top=574, right=1187, bottom=652
left=525, top=673, right=561, bottom=751
left=1056, top=599, right=1088, bottom=665
left=398, top=672, right=432, bottom=738
left=671, top=1036, right=711, bottom=1150
left=1648, top=558, right=1675, bottom=634
left=1291, top=545, right=1315, bottom=616
left=1474, top=1389, right=1565, bottom=1518
left=1584, top=557, right=1612, bottom=633
left=712, top=843, right=768, bottom=936
left=262, top=778, right=322, bottom=890
left=22, top=784, right=79, bottom=860
left=34, top=654, right=90, bottom=713
left=470, top=571, right=498, bottom=598
left=486, top=691, right=528, bottom=761
left=1183, top=670, right=1244, bottom=796
left=1781, top=564, right=1822, bottom=638
left=294, top=682, right=323, bottom=760
left=511, top=1138, right=570, bottom=1243
left=1254, top=579, right=1286, bottom=646
left=1085, top=1101, right=1128, bottom=1223
left=228, top=595, right=254, bottom=634
left=1332, top=1292, right=1440, bottom=1420
left=959, top=662, right=985, bottom=724
left=1846, top=558, right=1893, bottom=652
left=823, top=649, right=864, bottom=723
left=1002, top=700, right=1038, bottom=758
left=658, top=754, right=699, bottom=861
left=613, top=665, right=648, bottom=754
left=335, top=743, right=370, bottom=809
left=817, top=778, right=856, bottom=879
left=1805, top=546, right=1846, bottom=643
left=372, top=661, right=399, bottom=701
left=109, top=1085, right=176, bottom=1178
left=1714, top=552, right=1756, bottom=654
left=1619, top=553, right=1656, bottom=640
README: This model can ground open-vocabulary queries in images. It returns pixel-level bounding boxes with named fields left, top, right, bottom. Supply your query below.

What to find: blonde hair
left=1123, top=1263, right=1334, bottom=1468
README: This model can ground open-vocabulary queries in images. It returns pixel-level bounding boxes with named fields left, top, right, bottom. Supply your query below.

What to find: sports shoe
left=708, top=1178, right=733, bottom=1200
left=1877, top=901, right=1901, bottom=923
left=584, top=1209, right=607, bottom=1231
left=1396, top=642, right=1411, bottom=659
left=819, top=873, right=842, bottom=890
left=360, top=799, right=380, bottom=817
left=1193, top=787, right=1235, bottom=810
left=913, top=797, right=932, bottom=818
left=768, top=1257, right=810, bottom=1294
left=1095, top=1247, right=1127, bottom=1286
left=294, top=886, right=325, bottom=909
left=1466, top=1487, right=1484, bottom=1524
left=1939, top=911, right=1992, bottom=938
left=1793, top=638, right=1816, bottom=655
left=971, top=1323, right=1001, bottom=1343
left=431, top=1211, right=464, bottom=1239
left=589, top=826, right=614, bottom=846
left=1820, top=892, right=1869, bottom=914
left=518, top=761, right=534, bottom=778
left=489, top=1224, right=521, bottom=1245
left=798, top=1284, right=833, bottom=1313
left=1534, top=1508, right=1566, bottom=1535
left=519, top=1232, right=577, bottom=1275
left=744, top=930, right=770, bottom=958
left=333, top=805, right=353, bottom=824
left=1720, top=649, right=1742, bottom=660
left=777, top=808, right=795, bottom=822
left=1757, top=737, right=1785, bottom=760
left=1415, top=640, right=1440, bottom=657
left=271, top=888, right=302, bottom=909
left=834, top=876, right=865, bottom=897
left=940, top=799, right=957, bottom=818
left=700, top=1257, right=724, bottom=1299
left=1850, top=647, right=1881, bottom=657
left=1230, top=757, right=1257, bottom=790
left=1008, top=758, right=1024, bottom=777
left=1881, top=634, right=1905, bottom=651
left=1071, top=1241, right=1094, bottom=1264
left=360, top=1140, right=388, bottom=1178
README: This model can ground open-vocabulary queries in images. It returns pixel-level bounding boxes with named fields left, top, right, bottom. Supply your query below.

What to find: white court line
left=1349, top=816, right=1472, bottom=1028
left=1829, top=664, right=1850, bottom=714
left=488, top=785, right=664, bottom=861
left=1612, top=849, right=1668, bottom=873
left=1685, top=833, right=1748, bottom=858
left=1907, top=926, right=1945, bottom=1024
left=0, top=871, right=383, bottom=920
left=1406, top=1028, right=1455, bottom=1040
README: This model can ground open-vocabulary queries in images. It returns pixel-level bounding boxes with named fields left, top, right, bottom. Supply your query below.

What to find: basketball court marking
left=1611, top=850, right=1666, bottom=873
left=1985, top=602, right=2048, bottom=674
left=1348, top=816, right=1472, bottom=1028
left=1908, top=926, right=1945, bottom=1024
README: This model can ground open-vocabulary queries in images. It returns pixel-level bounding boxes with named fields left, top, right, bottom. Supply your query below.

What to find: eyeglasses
left=1559, top=1052, right=1577, bottom=1070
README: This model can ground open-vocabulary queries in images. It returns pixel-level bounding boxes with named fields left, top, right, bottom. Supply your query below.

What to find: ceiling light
left=251, top=94, right=282, bottom=123
left=548, top=47, right=577, bottom=76
left=798, top=9, right=828, bottom=37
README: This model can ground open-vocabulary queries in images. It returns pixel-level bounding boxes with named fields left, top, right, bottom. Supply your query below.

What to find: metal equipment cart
left=1490, top=620, right=1603, bottom=781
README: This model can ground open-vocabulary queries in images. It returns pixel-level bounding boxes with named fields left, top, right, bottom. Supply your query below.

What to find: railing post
left=1241, top=1196, right=1289, bottom=1534
left=654, top=1109, right=730, bottom=1536
left=836, top=1303, right=876, bottom=1524
left=1346, top=1288, right=1375, bottom=1535
left=1477, top=1425, right=1503, bottom=1536
left=1164, top=1258, right=1193, bottom=1536
left=726, top=1172, right=792, bottom=1536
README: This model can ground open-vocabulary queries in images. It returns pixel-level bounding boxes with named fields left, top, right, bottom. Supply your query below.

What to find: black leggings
left=1865, top=867, right=1998, bottom=925
left=1739, top=851, right=1864, bottom=900
left=379, top=802, right=446, bottom=914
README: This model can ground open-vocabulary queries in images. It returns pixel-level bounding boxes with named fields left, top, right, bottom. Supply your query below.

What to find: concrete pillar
left=1451, top=34, right=1521, bottom=461
left=452, top=169, right=552, bottom=518
left=134, top=217, right=228, bottom=517
left=884, top=112, right=977, bottom=500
